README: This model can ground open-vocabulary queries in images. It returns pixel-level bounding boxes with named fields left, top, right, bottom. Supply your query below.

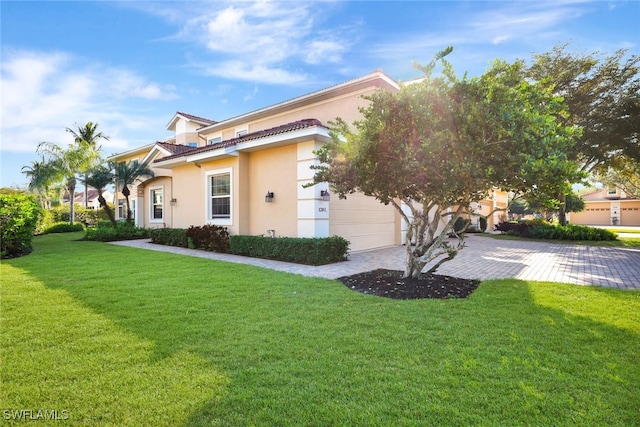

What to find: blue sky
left=1, top=0, right=638, bottom=188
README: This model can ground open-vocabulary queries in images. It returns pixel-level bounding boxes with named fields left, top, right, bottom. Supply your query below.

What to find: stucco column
left=296, top=141, right=329, bottom=238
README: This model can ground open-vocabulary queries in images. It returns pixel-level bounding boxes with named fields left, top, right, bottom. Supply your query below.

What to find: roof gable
left=166, top=111, right=217, bottom=131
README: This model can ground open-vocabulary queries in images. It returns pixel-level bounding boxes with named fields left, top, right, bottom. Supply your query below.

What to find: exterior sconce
left=476, top=203, right=482, bottom=211
left=265, top=191, right=274, bottom=203
left=321, top=190, right=330, bottom=202
left=170, top=198, right=177, bottom=206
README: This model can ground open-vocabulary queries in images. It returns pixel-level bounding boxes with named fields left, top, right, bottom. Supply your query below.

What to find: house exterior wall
left=247, top=145, right=298, bottom=237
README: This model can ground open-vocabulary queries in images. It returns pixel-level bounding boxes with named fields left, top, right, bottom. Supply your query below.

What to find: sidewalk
left=110, top=235, right=640, bottom=289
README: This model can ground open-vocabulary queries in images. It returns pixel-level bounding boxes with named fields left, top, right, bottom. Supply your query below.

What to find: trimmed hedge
left=495, top=220, right=617, bottom=241
left=0, top=192, right=41, bottom=258
left=149, top=228, right=188, bottom=248
left=186, top=224, right=229, bottom=253
left=83, top=223, right=150, bottom=242
left=229, top=235, right=350, bottom=265
left=42, top=222, right=85, bottom=234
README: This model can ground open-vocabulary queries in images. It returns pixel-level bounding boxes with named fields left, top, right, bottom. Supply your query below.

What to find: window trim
left=149, top=186, right=164, bottom=223
left=235, top=127, right=248, bottom=137
left=207, top=136, right=222, bottom=145
left=205, top=168, right=233, bottom=226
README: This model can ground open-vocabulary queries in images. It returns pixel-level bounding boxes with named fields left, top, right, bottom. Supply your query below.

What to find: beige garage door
left=330, top=193, right=397, bottom=251
left=621, top=203, right=640, bottom=225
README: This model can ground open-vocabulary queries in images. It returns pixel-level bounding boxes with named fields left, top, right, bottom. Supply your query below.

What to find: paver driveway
left=112, top=235, right=640, bottom=289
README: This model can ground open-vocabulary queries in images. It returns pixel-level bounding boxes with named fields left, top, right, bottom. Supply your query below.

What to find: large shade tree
left=311, top=49, right=582, bottom=278
left=525, top=44, right=640, bottom=224
left=596, top=156, right=640, bottom=199
left=115, top=159, right=154, bottom=225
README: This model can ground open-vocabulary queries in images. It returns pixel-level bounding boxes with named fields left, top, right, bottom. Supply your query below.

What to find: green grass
left=2, top=232, right=639, bottom=426
left=605, top=227, right=640, bottom=234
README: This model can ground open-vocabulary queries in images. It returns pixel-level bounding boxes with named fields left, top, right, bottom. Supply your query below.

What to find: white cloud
left=0, top=50, right=177, bottom=154
left=142, top=0, right=351, bottom=84
left=202, top=60, right=309, bottom=84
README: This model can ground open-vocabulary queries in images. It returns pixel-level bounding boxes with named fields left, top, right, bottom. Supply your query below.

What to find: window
left=150, top=187, right=163, bottom=221
left=608, top=187, right=617, bottom=195
left=207, top=169, right=232, bottom=224
left=236, top=129, right=248, bottom=137
left=208, top=136, right=222, bottom=145
left=118, top=199, right=125, bottom=219
left=188, top=142, right=198, bottom=148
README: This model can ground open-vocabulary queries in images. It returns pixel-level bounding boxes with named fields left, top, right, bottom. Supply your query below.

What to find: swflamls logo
left=2, top=409, right=69, bottom=421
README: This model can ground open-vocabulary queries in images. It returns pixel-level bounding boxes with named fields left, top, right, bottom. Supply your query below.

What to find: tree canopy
left=312, top=49, right=582, bottom=278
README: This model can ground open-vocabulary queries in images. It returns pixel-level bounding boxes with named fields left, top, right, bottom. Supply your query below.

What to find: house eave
left=197, top=71, right=399, bottom=134
left=155, top=126, right=331, bottom=168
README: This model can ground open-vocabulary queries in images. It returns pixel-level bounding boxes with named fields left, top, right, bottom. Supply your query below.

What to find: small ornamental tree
left=311, top=49, right=582, bottom=278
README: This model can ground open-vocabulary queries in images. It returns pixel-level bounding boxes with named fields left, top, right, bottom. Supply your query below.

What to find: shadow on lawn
left=8, top=233, right=640, bottom=426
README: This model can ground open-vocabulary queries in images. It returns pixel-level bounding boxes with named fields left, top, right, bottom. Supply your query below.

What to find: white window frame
left=117, top=198, right=125, bottom=219
left=149, top=186, right=164, bottom=223
left=235, top=127, right=248, bottom=137
left=208, top=136, right=222, bottom=145
left=205, top=168, right=232, bottom=226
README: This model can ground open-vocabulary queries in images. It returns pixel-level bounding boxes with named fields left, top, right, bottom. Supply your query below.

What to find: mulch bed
left=337, top=268, right=480, bottom=300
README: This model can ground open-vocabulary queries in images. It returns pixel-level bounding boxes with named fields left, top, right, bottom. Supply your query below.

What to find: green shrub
left=479, top=217, right=487, bottom=232
left=230, top=235, right=350, bottom=265
left=185, top=224, right=230, bottom=253
left=0, top=191, right=41, bottom=258
left=42, top=222, right=84, bottom=234
left=83, top=223, right=149, bottom=242
left=453, top=217, right=467, bottom=233
left=529, top=223, right=617, bottom=241
left=149, top=228, right=188, bottom=247
left=496, top=219, right=617, bottom=241
left=51, top=205, right=105, bottom=227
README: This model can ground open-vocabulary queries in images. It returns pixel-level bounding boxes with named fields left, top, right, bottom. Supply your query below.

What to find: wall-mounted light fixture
left=170, top=198, right=177, bottom=206
left=476, top=203, right=482, bottom=211
left=321, top=189, right=330, bottom=202
left=265, top=191, right=274, bottom=203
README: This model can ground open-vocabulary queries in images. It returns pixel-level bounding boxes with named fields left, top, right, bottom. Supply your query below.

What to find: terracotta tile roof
left=156, top=141, right=198, bottom=155
left=176, top=111, right=217, bottom=125
left=156, top=119, right=326, bottom=164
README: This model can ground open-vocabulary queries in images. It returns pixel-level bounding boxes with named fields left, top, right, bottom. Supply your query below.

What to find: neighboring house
left=65, top=189, right=114, bottom=210
left=569, top=187, right=640, bottom=226
left=109, top=70, right=506, bottom=251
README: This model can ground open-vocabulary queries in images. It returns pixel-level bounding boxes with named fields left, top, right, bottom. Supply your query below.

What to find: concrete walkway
left=110, top=235, right=640, bottom=289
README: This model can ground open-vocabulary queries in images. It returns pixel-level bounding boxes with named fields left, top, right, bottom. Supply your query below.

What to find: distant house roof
left=156, top=119, right=327, bottom=164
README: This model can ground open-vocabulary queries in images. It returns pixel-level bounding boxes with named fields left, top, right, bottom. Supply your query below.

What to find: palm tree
left=36, top=141, right=90, bottom=225
left=66, top=122, right=109, bottom=208
left=84, top=163, right=117, bottom=227
left=21, top=157, right=56, bottom=209
left=115, top=159, right=154, bottom=226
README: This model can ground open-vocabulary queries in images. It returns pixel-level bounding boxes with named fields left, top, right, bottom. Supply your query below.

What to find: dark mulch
left=338, top=269, right=480, bottom=300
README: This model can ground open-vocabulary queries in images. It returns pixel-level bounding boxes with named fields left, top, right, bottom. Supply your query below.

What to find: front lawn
left=2, top=233, right=639, bottom=426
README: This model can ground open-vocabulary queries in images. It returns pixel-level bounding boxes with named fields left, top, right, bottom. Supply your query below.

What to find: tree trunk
left=400, top=205, right=466, bottom=279
left=121, top=185, right=133, bottom=226
left=97, top=195, right=117, bottom=227
left=558, top=194, right=567, bottom=226
left=67, top=179, right=76, bottom=225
